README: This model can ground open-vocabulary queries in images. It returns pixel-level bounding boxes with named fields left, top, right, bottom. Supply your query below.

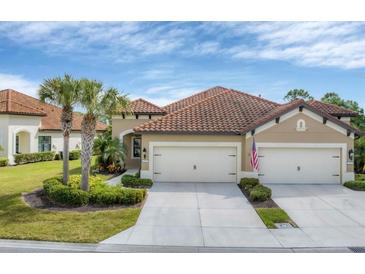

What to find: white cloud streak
left=0, top=73, right=39, bottom=97
left=1, top=22, right=365, bottom=70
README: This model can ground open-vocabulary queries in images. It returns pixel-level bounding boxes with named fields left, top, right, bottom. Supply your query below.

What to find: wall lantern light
left=143, top=148, right=147, bottom=160
left=348, top=149, right=354, bottom=161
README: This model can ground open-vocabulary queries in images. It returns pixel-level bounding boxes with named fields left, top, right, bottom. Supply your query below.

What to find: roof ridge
left=162, top=86, right=226, bottom=111
left=227, top=88, right=280, bottom=106
left=134, top=88, right=230, bottom=131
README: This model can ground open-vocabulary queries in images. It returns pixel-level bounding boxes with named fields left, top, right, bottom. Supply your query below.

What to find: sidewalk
left=0, top=239, right=353, bottom=253
left=106, top=169, right=139, bottom=185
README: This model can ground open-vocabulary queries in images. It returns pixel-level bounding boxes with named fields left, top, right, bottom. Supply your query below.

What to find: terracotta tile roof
left=307, top=100, right=358, bottom=117
left=134, top=87, right=361, bottom=136
left=0, top=89, right=107, bottom=131
left=118, top=98, right=166, bottom=115
left=163, top=86, right=234, bottom=113
left=134, top=87, right=279, bottom=134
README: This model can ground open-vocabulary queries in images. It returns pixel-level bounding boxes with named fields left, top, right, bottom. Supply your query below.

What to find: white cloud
left=1, top=22, right=365, bottom=69
left=0, top=73, right=39, bottom=97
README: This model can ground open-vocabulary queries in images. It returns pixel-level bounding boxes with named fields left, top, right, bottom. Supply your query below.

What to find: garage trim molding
left=256, top=142, right=349, bottom=184
left=141, top=141, right=242, bottom=183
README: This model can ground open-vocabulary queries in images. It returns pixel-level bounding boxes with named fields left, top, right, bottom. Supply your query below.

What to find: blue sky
left=0, top=21, right=364, bottom=107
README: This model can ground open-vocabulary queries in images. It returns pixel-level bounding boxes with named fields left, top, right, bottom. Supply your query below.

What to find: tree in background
left=283, top=89, right=314, bottom=102
left=39, top=75, right=81, bottom=184
left=321, top=92, right=365, bottom=173
left=79, top=79, right=129, bottom=191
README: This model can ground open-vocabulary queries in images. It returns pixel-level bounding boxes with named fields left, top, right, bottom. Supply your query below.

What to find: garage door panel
left=259, top=148, right=341, bottom=184
left=154, top=146, right=237, bottom=183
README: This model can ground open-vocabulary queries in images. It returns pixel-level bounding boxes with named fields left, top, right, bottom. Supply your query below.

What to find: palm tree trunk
left=61, top=107, right=73, bottom=185
left=63, top=134, right=70, bottom=184
left=81, top=114, right=96, bottom=191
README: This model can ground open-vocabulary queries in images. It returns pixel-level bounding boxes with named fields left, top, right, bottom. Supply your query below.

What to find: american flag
left=250, top=138, right=259, bottom=172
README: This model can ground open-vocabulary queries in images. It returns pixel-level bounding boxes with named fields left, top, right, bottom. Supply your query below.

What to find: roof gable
left=119, top=98, right=166, bottom=115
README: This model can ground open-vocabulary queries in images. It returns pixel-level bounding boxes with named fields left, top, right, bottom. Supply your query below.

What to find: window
left=38, top=136, right=52, bottom=152
left=132, top=137, right=141, bottom=158
left=296, top=119, right=307, bottom=131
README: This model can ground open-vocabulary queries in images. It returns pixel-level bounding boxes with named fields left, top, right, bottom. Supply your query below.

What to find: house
left=0, top=89, right=106, bottom=164
left=112, top=86, right=361, bottom=185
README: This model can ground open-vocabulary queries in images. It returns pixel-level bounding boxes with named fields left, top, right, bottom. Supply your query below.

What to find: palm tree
left=79, top=79, right=128, bottom=191
left=39, top=75, right=81, bottom=184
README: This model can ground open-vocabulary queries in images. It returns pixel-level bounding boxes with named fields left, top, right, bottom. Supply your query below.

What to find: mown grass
left=0, top=159, right=141, bottom=243
left=255, top=208, right=292, bottom=229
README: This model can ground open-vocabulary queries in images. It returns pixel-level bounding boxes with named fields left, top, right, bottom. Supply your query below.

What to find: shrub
left=54, top=153, right=61, bottom=160
left=69, top=150, right=81, bottom=160
left=43, top=176, right=146, bottom=207
left=43, top=178, right=89, bottom=206
left=68, top=175, right=105, bottom=190
left=0, top=157, right=8, bottom=167
left=240, top=177, right=260, bottom=193
left=344, top=180, right=365, bottom=191
left=249, top=185, right=272, bottom=202
left=355, top=174, right=365, bottom=181
left=121, top=174, right=153, bottom=188
left=14, top=151, right=55, bottom=165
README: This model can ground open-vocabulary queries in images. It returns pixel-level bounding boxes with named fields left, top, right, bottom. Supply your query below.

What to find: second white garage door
left=153, top=146, right=237, bottom=182
left=258, top=147, right=341, bottom=184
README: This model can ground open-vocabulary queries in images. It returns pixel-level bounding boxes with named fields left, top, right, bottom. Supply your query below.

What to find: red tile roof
left=134, top=86, right=361, bottom=135
left=0, top=89, right=107, bottom=131
left=135, top=87, right=279, bottom=134
left=118, top=98, right=166, bottom=115
left=307, top=100, right=358, bottom=117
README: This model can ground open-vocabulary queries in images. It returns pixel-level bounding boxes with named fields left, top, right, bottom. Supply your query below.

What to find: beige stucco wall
left=245, top=112, right=354, bottom=172
left=111, top=115, right=163, bottom=169
left=140, top=134, right=246, bottom=171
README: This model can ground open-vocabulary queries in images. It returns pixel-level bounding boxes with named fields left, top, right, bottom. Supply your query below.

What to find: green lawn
left=0, top=159, right=141, bottom=243
left=255, top=208, right=294, bottom=229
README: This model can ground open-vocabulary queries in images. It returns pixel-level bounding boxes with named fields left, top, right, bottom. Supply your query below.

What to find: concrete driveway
left=103, top=182, right=281, bottom=247
left=271, top=184, right=365, bottom=247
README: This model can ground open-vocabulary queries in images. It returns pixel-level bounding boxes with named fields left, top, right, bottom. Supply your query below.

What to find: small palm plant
left=79, top=79, right=129, bottom=191
left=39, top=75, right=81, bottom=184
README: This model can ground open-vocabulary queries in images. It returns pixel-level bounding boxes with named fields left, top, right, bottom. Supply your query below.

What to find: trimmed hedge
left=121, top=174, right=153, bottom=188
left=249, top=184, right=272, bottom=202
left=43, top=176, right=146, bottom=207
left=0, top=157, right=8, bottom=167
left=14, top=151, right=55, bottom=165
left=69, top=150, right=81, bottom=160
left=239, top=177, right=259, bottom=192
left=355, top=174, right=365, bottom=181
left=344, top=180, right=365, bottom=191
left=43, top=178, right=89, bottom=206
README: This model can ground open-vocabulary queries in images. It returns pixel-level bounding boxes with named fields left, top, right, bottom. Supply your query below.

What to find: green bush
left=43, top=178, right=89, bottom=206
left=0, top=157, right=8, bottom=167
left=355, top=174, right=365, bottom=181
left=43, top=176, right=146, bottom=207
left=344, top=180, right=365, bottom=191
left=121, top=174, right=153, bottom=188
left=14, top=151, right=55, bottom=165
left=69, top=150, right=81, bottom=160
left=239, top=177, right=260, bottom=193
left=249, top=185, right=272, bottom=202
left=68, top=175, right=105, bottom=190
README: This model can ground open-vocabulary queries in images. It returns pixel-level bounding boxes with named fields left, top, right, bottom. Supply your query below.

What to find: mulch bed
left=22, top=188, right=144, bottom=212
left=239, top=186, right=280, bottom=209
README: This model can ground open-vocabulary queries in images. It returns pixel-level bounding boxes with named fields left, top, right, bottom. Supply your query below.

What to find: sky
left=0, top=21, right=364, bottom=108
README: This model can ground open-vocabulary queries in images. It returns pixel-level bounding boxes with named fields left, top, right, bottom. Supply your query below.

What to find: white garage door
left=153, top=146, right=237, bottom=182
left=258, top=147, right=341, bottom=184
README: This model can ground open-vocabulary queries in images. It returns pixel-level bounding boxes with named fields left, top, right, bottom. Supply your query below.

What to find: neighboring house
left=0, top=89, right=106, bottom=164
left=112, top=86, right=361, bottom=185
